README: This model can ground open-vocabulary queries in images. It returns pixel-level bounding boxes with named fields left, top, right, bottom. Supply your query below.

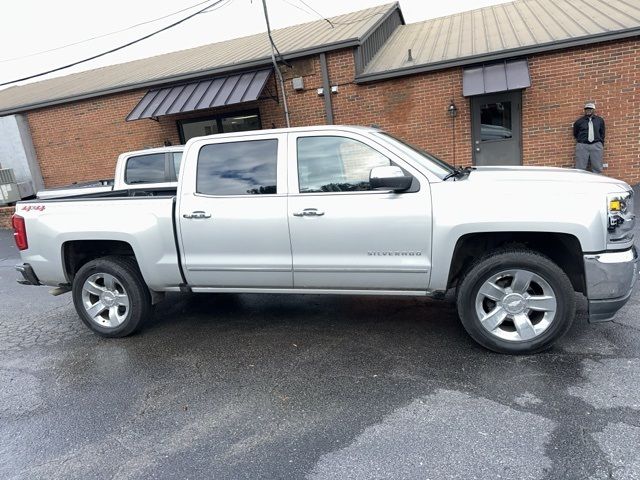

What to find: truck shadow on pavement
left=113, top=289, right=640, bottom=480
left=2, top=286, right=639, bottom=479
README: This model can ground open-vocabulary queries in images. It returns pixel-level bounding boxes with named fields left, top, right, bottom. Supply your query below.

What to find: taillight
left=11, top=214, right=28, bottom=251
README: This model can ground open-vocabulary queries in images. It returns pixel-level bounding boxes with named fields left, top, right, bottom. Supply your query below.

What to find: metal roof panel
left=0, top=3, right=397, bottom=115
left=361, top=0, right=640, bottom=79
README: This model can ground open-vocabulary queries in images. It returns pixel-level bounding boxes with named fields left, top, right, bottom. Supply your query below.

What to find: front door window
left=297, top=136, right=392, bottom=193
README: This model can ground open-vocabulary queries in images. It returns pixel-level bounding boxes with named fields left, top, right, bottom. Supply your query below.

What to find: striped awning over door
left=462, top=60, right=530, bottom=97
left=126, top=69, right=271, bottom=121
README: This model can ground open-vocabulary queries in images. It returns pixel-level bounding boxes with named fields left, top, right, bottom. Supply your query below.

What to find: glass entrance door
left=178, top=110, right=262, bottom=143
left=471, top=91, right=522, bottom=166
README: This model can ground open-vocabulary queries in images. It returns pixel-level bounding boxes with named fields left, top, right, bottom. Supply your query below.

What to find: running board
left=187, top=287, right=435, bottom=296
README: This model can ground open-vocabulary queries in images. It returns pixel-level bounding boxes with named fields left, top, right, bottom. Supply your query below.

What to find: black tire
left=456, top=248, right=575, bottom=354
left=72, top=256, right=151, bottom=337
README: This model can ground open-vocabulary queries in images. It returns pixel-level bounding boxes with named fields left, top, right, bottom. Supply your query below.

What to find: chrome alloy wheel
left=474, top=269, right=557, bottom=342
left=81, top=273, right=130, bottom=328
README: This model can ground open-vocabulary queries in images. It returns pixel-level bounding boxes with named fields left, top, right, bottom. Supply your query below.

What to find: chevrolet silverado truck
left=36, top=146, right=184, bottom=199
left=12, top=126, right=638, bottom=354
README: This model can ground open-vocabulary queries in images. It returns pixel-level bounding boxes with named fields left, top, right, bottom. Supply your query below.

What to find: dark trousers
left=575, top=142, right=603, bottom=173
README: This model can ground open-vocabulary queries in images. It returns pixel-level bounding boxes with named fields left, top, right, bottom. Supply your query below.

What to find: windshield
left=375, top=132, right=456, bottom=178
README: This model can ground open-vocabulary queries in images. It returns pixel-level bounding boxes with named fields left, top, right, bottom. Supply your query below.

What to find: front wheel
left=456, top=249, right=575, bottom=354
left=72, top=256, right=151, bottom=337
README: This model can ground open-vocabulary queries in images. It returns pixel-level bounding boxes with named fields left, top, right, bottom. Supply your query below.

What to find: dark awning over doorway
left=462, top=60, right=530, bottom=97
left=126, top=69, right=271, bottom=121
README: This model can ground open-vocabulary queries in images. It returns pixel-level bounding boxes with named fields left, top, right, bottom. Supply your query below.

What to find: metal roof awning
left=126, top=69, right=272, bottom=121
left=462, top=60, right=531, bottom=97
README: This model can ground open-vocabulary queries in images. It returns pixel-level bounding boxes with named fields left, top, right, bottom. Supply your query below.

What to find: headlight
left=609, top=197, right=628, bottom=213
left=607, top=191, right=635, bottom=246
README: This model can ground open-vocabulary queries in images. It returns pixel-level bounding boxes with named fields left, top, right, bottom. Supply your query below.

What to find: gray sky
left=0, top=0, right=510, bottom=87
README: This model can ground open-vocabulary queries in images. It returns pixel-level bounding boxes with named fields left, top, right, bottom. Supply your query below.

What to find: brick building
left=0, top=0, right=639, bottom=191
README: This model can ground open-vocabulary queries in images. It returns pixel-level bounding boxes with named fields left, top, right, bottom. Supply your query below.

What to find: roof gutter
left=355, top=27, right=640, bottom=83
left=0, top=38, right=364, bottom=116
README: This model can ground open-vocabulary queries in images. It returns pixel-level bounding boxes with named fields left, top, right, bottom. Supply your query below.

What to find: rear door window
left=197, top=139, right=278, bottom=195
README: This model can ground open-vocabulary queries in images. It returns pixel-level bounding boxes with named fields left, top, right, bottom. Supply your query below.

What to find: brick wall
left=522, top=39, right=640, bottom=184
left=25, top=37, right=639, bottom=187
left=325, top=49, right=472, bottom=168
left=0, top=205, right=14, bottom=229
left=26, top=91, right=182, bottom=187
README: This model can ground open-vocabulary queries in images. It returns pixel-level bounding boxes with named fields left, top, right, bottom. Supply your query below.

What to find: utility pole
left=261, top=0, right=291, bottom=128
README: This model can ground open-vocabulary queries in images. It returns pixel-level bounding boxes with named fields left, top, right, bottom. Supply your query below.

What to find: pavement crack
left=611, top=320, right=640, bottom=333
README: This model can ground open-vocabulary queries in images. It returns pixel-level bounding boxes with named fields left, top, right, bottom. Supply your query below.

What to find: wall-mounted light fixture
left=318, top=86, right=339, bottom=96
left=292, top=77, right=304, bottom=91
left=448, top=100, right=458, bottom=118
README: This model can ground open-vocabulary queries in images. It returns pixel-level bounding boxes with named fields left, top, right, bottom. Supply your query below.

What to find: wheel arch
left=446, top=232, right=585, bottom=293
left=62, top=240, right=138, bottom=284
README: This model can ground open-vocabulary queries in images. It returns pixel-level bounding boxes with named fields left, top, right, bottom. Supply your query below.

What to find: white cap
left=584, top=102, right=596, bottom=109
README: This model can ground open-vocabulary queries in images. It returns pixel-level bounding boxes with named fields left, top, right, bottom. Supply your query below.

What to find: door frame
left=285, top=129, right=433, bottom=291
left=470, top=90, right=523, bottom=166
left=176, top=131, right=292, bottom=288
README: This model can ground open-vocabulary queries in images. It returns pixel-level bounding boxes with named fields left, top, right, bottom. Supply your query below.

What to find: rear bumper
left=584, top=247, right=638, bottom=323
left=16, top=263, right=41, bottom=286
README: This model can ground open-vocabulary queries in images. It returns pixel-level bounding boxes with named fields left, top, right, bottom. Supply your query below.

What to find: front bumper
left=16, top=263, right=41, bottom=286
left=584, top=247, right=638, bottom=323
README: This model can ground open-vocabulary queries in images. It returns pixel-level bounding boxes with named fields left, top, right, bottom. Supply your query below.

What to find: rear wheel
left=456, top=249, right=575, bottom=354
left=72, top=256, right=151, bottom=337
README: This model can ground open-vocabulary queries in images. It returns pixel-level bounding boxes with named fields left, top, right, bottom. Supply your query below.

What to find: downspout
left=319, top=53, right=334, bottom=125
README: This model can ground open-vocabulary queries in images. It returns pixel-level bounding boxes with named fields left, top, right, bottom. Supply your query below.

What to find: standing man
left=573, top=101, right=606, bottom=173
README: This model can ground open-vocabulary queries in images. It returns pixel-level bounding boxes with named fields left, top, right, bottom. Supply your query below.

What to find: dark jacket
left=573, top=115, right=605, bottom=144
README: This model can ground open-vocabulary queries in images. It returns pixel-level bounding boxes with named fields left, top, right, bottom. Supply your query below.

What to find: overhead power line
left=296, top=0, right=334, bottom=28
left=0, top=0, right=223, bottom=64
left=278, top=0, right=315, bottom=17
left=278, top=0, right=382, bottom=28
left=0, top=0, right=230, bottom=87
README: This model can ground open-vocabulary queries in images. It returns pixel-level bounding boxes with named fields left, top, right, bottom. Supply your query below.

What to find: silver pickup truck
left=12, top=126, right=638, bottom=354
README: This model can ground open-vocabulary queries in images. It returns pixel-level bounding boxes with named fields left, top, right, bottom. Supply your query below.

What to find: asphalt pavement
left=1, top=187, right=639, bottom=479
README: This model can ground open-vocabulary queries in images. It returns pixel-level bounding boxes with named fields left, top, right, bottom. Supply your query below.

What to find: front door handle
left=293, top=208, right=325, bottom=217
left=183, top=211, right=211, bottom=219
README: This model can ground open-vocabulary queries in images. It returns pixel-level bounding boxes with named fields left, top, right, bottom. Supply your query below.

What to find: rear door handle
left=183, top=211, right=211, bottom=219
left=293, top=208, right=325, bottom=217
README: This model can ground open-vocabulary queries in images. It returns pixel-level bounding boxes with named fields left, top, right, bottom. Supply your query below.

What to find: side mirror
left=370, top=166, right=412, bottom=191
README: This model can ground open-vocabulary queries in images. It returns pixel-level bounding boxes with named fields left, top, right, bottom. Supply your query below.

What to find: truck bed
left=17, top=189, right=182, bottom=290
